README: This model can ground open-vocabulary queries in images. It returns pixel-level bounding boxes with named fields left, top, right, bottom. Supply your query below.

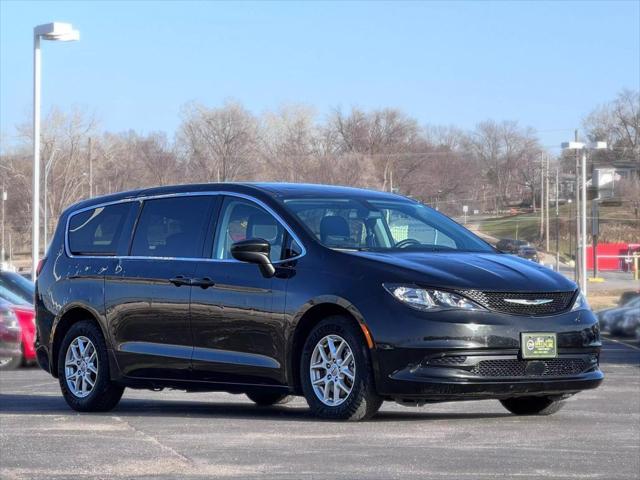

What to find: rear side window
left=131, top=196, right=213, bottom=258
left=68, top=203, right=133, bottom=256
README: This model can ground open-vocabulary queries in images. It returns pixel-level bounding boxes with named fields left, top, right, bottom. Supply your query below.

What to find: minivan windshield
left=283, top=197, right=494, bottom=253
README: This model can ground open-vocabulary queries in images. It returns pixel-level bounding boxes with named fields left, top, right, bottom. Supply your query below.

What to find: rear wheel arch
left=51, top=306, right=106, bottom=378
left=289, top=300, right=372, bottom=395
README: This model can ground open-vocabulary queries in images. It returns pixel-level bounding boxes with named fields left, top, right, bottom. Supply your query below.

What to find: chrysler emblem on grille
left=503, top=298, right=554, bottom=306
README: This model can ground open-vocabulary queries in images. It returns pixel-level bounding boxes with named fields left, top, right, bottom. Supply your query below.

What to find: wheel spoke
left=317, top=347, right=330, bottom=363
left=313, top=375, right=328, bottom=386
left=333, top=381, right=340, bottom=402
left=327, top=337, right=338, bottom=359
left=323, top=381, right=331, bottom=401
left=341, top=368, right=354, bottom=381
left=342, top=351, right=353, bottom=366
left=336, top=379, right=350, bottom=393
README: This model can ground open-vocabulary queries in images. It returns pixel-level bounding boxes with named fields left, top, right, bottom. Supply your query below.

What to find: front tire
left=301, top=316, right=382, bottom=421
left=57, top=320, right=124, bottom=412
left=500, top=396, right=565, bottom=415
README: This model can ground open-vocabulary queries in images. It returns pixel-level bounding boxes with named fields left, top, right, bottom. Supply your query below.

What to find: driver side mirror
left=230, top=238, right=276, bottom=278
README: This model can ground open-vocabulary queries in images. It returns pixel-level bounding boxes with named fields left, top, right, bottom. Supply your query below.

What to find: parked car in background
left=598, top=296, right=640, bottom=336
left=618, top=290, right=640, bottom=306
left=0, top=270, right=35, bottom=304
left=0, top=299, right=22, bottom=369
left=496, top=238, right=529, bottom=254
left=0, top=271, right=36, bottom=366
left=619, top=309, right=640, bottom=339
left=516, top=245, right=540, bottom=263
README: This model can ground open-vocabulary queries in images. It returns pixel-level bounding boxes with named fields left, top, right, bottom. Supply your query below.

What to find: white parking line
left=603, top=336, right=640, bottom=351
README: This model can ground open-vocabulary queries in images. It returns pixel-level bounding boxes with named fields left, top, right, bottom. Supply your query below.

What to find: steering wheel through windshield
left=394, top=238, right=422, bottom=249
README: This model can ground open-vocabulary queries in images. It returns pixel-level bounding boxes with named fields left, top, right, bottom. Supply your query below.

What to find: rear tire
left=246, top=391, right=293, bottom=406
left=500, top=396, right=565, bottom=415
left=301, top=315, right=382, bottom=421
left=57, top=320, right=124, bottom=412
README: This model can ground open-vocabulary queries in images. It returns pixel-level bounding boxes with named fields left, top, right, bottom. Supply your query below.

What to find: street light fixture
left=32, top=23, right=80, bottom=280
left=561, top=140, right=607, bottom=296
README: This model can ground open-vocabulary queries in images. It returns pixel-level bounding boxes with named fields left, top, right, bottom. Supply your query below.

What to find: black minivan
left=35, top=183, right=602, bottom=421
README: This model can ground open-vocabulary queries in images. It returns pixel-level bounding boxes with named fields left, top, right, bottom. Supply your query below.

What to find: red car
left=0, top=271, right=36, bottom=366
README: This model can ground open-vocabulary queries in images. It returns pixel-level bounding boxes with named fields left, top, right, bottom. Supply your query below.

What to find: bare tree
left=259, top=105, right=318, bottom=182
left=467, top=120, right=540, bottom=211
left=584, top=89, right=639, bottom=166
left=178, top=101, right=257, bottom=182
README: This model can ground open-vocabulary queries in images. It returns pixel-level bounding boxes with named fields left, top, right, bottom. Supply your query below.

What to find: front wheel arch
left=289, top=301, right=373, bottom=395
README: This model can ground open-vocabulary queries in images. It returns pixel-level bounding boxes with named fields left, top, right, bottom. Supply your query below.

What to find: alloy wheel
left=309, top=334, right=356, bottom=406
left=64, top=336, right=98, bottom=398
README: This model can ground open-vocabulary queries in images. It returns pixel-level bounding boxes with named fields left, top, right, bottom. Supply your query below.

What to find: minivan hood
left=347, top=251, right=576, bottom=292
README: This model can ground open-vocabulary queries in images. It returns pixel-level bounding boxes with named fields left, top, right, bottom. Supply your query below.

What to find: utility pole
left=1, top=183, right=6, bottom=267
left=88, top=137, right=93, bottom=197
left=545, top=155, right=550, bottom=252
left=574, top=130, right=581, bottom=286
left=556, top=165, right=560, bottom=272
left=581, top=148, right=588, bottom=295
left=540, top=153, right=545, bottom=241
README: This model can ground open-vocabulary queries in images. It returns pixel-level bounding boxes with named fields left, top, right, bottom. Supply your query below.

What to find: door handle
left=192, top=277, right=216, bottom=289
left=169, top=275, right=191, bottom=287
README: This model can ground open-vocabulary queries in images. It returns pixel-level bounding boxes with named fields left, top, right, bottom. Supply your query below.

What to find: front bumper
left=377, top=349, right=603, bottom=401
left=365, top=300, right=603, bottom=401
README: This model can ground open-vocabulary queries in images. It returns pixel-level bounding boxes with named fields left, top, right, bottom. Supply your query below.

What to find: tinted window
left=68, top=203, right=132, bottom=256
left=131, top=196, right=213, bottom=258
left=214, top=197, right=285, bottom=261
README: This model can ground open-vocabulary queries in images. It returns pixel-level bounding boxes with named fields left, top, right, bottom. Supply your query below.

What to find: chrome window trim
left=64, top=191, right=307, bottom=264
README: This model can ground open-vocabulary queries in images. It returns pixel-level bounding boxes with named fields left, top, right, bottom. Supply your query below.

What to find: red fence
left=586, top=243, right=640, bottom=271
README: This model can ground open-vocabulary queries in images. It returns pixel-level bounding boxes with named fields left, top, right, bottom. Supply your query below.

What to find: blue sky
left=1, top=1, right=638, bottom=151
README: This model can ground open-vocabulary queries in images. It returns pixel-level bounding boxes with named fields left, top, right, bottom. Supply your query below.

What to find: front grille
left=458, top=290, right=576, bottom=316
left=471, top=358, right=587, bottom=378
left=426, top=355, right=467, bottom=366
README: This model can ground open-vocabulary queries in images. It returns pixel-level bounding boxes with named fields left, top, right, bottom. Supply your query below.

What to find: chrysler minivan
left=35, top=183, right=603, bottom=420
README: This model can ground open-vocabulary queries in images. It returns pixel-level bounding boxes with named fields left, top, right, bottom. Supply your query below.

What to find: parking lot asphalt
left=1, top=339, right=639, bottom=480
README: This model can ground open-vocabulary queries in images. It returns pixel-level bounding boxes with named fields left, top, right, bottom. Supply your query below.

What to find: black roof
left=65, top=183, right=403, bottom=214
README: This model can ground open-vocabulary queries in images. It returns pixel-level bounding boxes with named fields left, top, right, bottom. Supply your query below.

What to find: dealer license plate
left=521, top=332, right=557, bottom=359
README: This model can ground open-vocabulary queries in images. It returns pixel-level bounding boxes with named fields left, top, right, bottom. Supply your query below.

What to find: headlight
left=383, top=284, right=484, bottom=312
left=571, top=291, right=590, bottom=312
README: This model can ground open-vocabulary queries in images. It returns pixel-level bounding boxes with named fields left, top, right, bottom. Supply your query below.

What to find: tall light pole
left=561, top=140, right=607, bottom=296
left=1, top=184, right=6, bottom=268
left=43, top=149, right=57, bottom=248
left=32, top=23, right=80, bottom=279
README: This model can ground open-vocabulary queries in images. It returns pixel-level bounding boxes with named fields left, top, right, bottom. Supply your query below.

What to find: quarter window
left=68, top=203, right=133, bottom=256
left=131, top=196, right=213, bottom=258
